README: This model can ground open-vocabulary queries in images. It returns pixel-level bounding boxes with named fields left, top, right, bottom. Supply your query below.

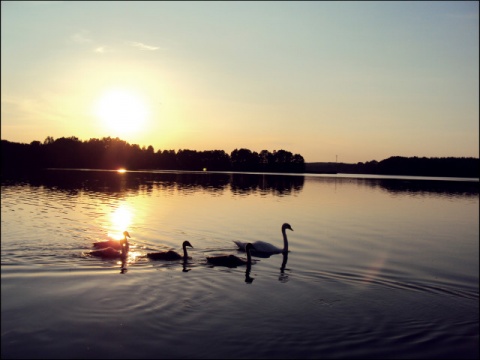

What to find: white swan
left=146, top=240, right=193, bottom=261
left=207, top=243, right=256, bottom=268
left=233, top=223, right=293, bottom=256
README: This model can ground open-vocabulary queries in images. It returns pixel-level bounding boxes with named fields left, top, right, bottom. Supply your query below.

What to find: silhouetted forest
left=307, top=156, right=479, bottom=178
left=2, top=136, right=478, bottom=178
left=1, top=136, right=305, bottom=174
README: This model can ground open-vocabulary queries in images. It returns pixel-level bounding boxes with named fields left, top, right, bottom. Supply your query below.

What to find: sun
left=94, top=88, right=149, bottom=136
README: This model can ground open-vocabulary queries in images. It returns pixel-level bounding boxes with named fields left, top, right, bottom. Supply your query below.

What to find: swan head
left=282, top=223, right=293, bottom=232
left=123, top=231, right=131, bottom=238
left=183, top=240, right=193, bottom=248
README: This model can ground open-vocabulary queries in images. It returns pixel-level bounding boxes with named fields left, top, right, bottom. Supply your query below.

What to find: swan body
left=233, top=223, right=293, bottom=256
left=93, top=231, right=130, bottom=250
left=88, top=247, right=125, bottom=259
left=146, top=241, right=193, bottom=261
left=88, top=231, right=130, bottom=259
left=207, top=243, right=256, bottom=268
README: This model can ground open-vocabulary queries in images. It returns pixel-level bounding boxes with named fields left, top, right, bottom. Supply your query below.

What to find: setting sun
left=94, top=88, right=149, bottom=137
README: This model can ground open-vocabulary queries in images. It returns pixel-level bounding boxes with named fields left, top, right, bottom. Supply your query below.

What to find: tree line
left=1, top=136, right=306, bottom=173
left=307, top=156, right=479, bottom=178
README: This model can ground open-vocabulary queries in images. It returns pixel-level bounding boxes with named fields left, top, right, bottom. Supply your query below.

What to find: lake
left=1, top=169, right=478, bottom=359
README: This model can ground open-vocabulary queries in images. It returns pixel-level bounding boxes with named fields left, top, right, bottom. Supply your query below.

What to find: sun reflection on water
left=107, top=204, right=133, bottom=240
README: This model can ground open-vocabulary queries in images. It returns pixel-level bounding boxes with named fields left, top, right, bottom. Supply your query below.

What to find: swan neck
left=183, top=245, right=188, bottom=259
left=282, top=228, right=289, bottom=252
left=121, top=238, right=129, bottom=255
left=121, top=242, right=128, bottom=256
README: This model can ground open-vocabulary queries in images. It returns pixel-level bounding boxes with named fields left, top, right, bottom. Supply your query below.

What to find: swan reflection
left=182, top=258, right=192, bottom=272
left=120, top=256, right=128, bottom=274
left=279, top=252, right=289, bottom=283
left=245, top=262, right=254, bottom=284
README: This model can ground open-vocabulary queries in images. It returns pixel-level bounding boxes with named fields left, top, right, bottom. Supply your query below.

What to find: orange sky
left=1, top=1, right=478, bottom=163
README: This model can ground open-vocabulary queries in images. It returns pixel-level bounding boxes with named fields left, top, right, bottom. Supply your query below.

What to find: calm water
left=1, top=169, right=479, bottom=359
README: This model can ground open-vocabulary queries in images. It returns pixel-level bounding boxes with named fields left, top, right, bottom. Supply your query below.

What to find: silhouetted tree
left=231, top=148, right=260, bottom=171
left=43, top=136, right=54, bottom=145
left=200, top=150, right=231, bottom=171
left=156, top=149, right=177, bottom=169
left=10, top=135, right=477, bottom=178
left=177, top=149, right=200, bottom=170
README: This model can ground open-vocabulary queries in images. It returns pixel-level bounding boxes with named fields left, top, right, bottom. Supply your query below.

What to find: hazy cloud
left=94, top=46, right=110, bottom=54
left=126, top=41, right=159, bottom=51
left=71, top=30, right=92, bottom=44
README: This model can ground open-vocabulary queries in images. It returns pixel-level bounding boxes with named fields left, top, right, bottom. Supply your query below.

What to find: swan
left=146, top=241, right=193, bottom=261
left=93, top=231, right=130, bottom=250
left=88, top=246, right=127, bottom=259
left=233, top=223, right=293, bottom=256
left=207, top=243, right=256, bottom=268
left=88, top=247, right=121, bottom=259
left=88, top=232, right=130, bottom=259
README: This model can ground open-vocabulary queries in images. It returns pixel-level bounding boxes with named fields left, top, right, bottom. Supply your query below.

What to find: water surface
left=1, top=170, right=478, bottom=359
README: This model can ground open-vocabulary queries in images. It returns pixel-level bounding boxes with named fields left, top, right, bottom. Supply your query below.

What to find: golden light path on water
left=105, top=202, right=142, bottom=267
left=108, top=204, right=133, bottom=237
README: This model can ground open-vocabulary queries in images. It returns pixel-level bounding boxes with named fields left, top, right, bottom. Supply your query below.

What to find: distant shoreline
left=7, top=167, right=479, bottom=183
left=1, top=137, right=478, bottom=179
left=305, top=158, right=479, bottom=179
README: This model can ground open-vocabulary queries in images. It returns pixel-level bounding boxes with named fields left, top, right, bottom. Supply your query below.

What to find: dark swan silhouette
left=207, top=243, right=256, bottom=268
left=146, top=241, right=193, bottom=261
left=88, top=232, right=130, bottom=259
left=93, top=231, right=130, bottom=250
left=234, top=223, right=293, bottom=257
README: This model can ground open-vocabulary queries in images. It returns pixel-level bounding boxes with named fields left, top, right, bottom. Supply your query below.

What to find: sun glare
left=94, top=88, right=149, bottom=136
left=107, top=204, right=133, bottom=239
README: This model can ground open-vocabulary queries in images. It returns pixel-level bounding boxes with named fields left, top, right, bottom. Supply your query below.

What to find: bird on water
left=88, top=231, right=130, bottom=259
left=145, top=240, right=193, bottom=261
left=92, top=231, right=130, bottom=250
left=234, top=223, right=293, bottom=257
left=207, top=243, right=256, bottom=268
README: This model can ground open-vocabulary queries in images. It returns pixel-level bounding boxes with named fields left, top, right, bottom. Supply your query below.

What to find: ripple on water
left=2, top=175, right=478, bottom=359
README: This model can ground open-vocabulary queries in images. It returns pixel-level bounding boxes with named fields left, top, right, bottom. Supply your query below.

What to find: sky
left=1, top=1, right=479, bottom=163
